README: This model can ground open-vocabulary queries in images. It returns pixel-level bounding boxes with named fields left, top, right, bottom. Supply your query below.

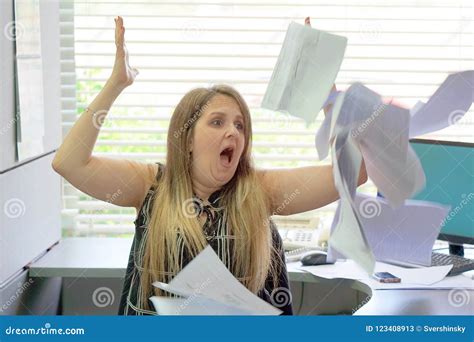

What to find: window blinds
left=60, top=0, right=473, bottom=236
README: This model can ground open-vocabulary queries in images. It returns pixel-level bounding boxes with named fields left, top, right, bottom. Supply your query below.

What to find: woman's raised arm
left=52, top=16, right=156, bottom=210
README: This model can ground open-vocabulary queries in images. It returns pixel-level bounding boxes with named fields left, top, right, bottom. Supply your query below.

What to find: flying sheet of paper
left=299, top=260, right=453, bottom=288
left=409, top=70, right=474, bottom=138
left=314, top=71, right=472, bottom=273
left=151, top=245, right=281, bottom=315
left=323, top=83, right=427, bottom=274
left=261, top=22, right=347, bottom=125
left=329, top=127, right=376, bottom=273
left=317, top=83, right=426, bottom=208
left=327, top=194, right=450, bottom=267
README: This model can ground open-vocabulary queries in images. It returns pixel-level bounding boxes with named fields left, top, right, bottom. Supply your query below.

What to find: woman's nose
left=225, top=123, right=240, bottom=137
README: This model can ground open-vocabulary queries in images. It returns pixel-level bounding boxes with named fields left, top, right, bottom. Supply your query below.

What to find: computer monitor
left=409, top=139, right=473, bottom=255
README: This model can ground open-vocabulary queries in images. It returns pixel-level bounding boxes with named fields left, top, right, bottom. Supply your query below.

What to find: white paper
left=328, top=194, right=450, bottom=267
left=317, top=83, right=426, bottom=208
left=299, top=259, right=455, bottom=288
left=329, top=127, right=376, bottom=273
left=151, top=245, right=282, bottom=315
left=373, top=262, right=453, bottom=286
left=322, top=83, right=428, bottom=274
left=409, top=70, right=474, bottom=138
left=261, top=22, right=347, bottom=125
left=150, top=295, right=253, bottom=315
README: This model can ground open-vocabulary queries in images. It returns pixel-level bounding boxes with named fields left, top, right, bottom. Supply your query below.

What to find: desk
left=29, top=238, right=473, bottom=315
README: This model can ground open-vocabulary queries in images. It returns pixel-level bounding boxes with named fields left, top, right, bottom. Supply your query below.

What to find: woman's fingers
left=305, top=16, right=311, bottom=26
left=114, top=16, right=125, bottom=49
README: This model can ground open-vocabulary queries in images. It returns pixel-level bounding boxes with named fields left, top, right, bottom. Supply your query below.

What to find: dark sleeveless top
left=118, top=163, right=293, bottom=315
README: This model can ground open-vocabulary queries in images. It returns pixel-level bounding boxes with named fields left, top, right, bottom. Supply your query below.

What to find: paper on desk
left=327, top=194, right=450, bottom=267
left=261, top=22, right=347, bottom=125
left=369, top=272, right=474, bottom=290
left=299, top=260, right=453, bottom=286
left=151, top=245, right=281, bottom=315
left=373, top=262, right=453, bottom=286
left=409, top=70, right=474, bottom=138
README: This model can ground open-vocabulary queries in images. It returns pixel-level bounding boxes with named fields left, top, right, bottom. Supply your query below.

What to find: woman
left=52, top=16, right=367, bottom=315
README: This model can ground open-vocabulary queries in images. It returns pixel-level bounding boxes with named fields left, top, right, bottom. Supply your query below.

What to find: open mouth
left=219, top=147, right=234, bottom=167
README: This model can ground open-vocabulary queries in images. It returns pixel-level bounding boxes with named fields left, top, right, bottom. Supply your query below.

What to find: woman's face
left=190, top=94, right=246, bottom=189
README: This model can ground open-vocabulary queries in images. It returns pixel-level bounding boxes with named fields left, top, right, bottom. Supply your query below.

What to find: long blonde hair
left=139, top=84, right=280, bottom=310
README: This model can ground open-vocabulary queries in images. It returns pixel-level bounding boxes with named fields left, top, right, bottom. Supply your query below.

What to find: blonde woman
left=52, top=16, right=367, bottom=315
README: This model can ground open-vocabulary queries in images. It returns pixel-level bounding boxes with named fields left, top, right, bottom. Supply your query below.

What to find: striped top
left=118, top=163, right=293, bottom=315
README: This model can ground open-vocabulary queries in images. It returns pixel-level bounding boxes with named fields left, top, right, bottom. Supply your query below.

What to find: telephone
left=273, top=216, right=325, bottom=251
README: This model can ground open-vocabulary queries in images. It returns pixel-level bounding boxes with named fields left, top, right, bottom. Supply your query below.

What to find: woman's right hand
left=108, top=16, right=139, bottom=90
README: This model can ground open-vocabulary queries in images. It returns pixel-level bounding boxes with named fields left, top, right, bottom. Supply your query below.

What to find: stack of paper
left=150, top=246, right=282, bottom=315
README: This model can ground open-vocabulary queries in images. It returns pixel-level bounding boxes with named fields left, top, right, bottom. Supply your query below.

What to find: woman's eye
left=235, top=122, right=244, bottom=130
left=211, top=119, right=222, bottom=126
